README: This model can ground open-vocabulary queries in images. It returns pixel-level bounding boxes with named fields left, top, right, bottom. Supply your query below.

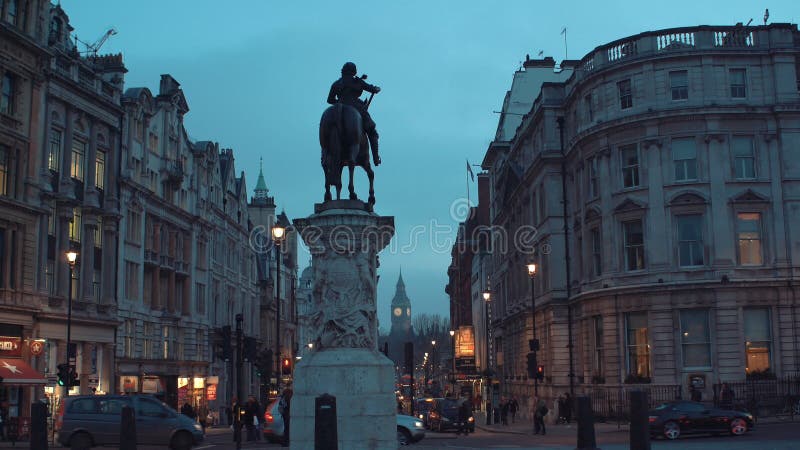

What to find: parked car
left=427, top=398, right=474, bottom=433
left=396, top=414, right=426, bottom=445
left=648, top=400, right=754, bottom=440
left=55, top=394, right=204, bottom=450
left=413, top=398, right=438, bottom=428
left=263, top=398, right=285, bottom=443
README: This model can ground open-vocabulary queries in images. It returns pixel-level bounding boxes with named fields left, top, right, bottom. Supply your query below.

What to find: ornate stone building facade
left=481, top=23, right=800, bottom=406
left=116, top=75, right=259, bottom=412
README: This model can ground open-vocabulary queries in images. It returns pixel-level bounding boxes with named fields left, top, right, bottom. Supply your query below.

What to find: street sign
left=207, top=384, right=217, bottom=400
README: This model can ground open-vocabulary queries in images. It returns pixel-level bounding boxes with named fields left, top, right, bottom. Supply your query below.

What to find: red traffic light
left=536, top=365, right=545, bottom=380
left=281, top=357, right=292, bottom=375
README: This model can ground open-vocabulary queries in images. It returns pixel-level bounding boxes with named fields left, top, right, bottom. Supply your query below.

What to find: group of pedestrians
left=228, top=388, right=292, bottom=447
left=497, top=397, right=520, bottom=425
left=179, top=402, right=208, bottom=433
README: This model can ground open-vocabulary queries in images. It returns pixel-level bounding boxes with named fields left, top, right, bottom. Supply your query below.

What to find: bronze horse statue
left=319, top=103, right=377, bottom=206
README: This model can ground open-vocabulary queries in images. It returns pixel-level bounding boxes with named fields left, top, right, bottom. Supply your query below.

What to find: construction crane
left=75, top=28, right=117, bottom=56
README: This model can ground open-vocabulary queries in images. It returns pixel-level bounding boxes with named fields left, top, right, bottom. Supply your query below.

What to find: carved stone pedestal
left=292, top=200, right=395, bottom=450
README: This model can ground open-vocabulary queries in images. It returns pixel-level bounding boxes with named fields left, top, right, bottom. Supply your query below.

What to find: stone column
left=764, top=133, right=789, bottom=267
left=101, top=217, right=119, bottom=304
left=292, top=200, right=395, bottom=450
left=644, top=137, right=668, bottom=270
left=706, top=134, right=735, bottom=266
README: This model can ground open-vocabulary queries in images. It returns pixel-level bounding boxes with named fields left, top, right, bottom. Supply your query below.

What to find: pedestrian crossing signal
left=536, top=365, right=545, bottom=381
left=57, top=363, right=77, bottom=387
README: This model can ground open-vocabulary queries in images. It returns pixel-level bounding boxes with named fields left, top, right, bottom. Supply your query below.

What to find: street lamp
left=449, top=330, right=456, bottom=394
left=527, top=263, right=539, bottom=396
left=65, top=250, right=78, bottom=396
left=482, top=287, right=492, bottom=425
left=272, top=223, right=286, bottom=391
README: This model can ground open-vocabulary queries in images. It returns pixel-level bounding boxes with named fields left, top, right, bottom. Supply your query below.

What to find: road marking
left=194, top=446, right=214, bottom=449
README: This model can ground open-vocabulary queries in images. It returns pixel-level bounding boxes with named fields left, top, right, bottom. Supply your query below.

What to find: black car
left=648, top=401, right=754, bottom=440
left=413, top=398, right=438, bottom=429
left=428, top=398, right=475, bottom=433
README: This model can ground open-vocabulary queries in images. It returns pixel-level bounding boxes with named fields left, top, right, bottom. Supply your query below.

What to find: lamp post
left=527, top=263, right=538, bottom=396
left=65, top=250, right=78, bottom=396
left=482, top=288, right=491, bottom=425
left=272, top=223, right=286, bottom=392
left=431, top=340, right=437, bottom=392
left=449, top=329, right=455, bottom=394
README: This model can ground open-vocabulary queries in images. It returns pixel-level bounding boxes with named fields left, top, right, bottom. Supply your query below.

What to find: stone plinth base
left=290, top=348, right=396, bottom=450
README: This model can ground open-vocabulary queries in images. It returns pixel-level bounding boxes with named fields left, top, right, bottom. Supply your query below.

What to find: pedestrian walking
left=455, top=398, right=471, bottom=435
left=533, top=398, right=548, bottom=435
left=279, top=387, right=293, bottom=447
left=500, top=397, right=509, bottom=425
left=509, top=397, right=518, bottom=423
left=180, top=402, right=195, bottom=419
left=721, top=383, right=735, bottom=409
left=562, top=392, right=572, bottom=424
left=244, top=396, right=257, bottom=441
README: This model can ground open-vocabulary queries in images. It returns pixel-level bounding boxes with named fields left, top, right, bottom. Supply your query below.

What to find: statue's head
left=341, top=62, right=357, bottom=77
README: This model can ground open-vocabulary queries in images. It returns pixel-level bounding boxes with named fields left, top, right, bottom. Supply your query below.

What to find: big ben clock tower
left=390, top=272, right=412, bottom=335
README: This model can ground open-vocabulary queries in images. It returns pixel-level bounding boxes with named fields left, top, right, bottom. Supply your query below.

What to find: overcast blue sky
left=60, top=0, right=794, bottom=330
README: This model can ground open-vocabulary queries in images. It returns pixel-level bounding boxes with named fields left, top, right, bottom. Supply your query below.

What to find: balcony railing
left=575, top=24, right=792, bottom=83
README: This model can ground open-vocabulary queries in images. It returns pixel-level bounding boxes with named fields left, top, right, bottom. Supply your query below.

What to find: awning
left=0, top=358, right=46, bottom=384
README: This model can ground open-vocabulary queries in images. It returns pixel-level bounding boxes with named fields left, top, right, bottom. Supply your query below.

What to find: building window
left=125, top=261, right=138, bottom=300
left=591, top=227, right=602, bottom=277
left=732, top=136, right=756, bottom=179
left=593, top=316, right=604, bottom=379
left=95, top=150, right=106, bottom=190
left=123, top=320, right=135, bottom=358
left=45, top=260, right=55, bottom=295
left=625, top=312, right=650, bottom=379
left=0, top=146, right=9, bottom=196
left=672, top=138, right=697, bottom=181
left=196, top=283, right=206, bottom=315
left=70, top=208, right=81, bottom=242
left=71, top=139, right=86, bottom=181
left=670, top=70, right=688, bottom=100
left=744, top=308, right=772, bottom=375
left=737, top=212, right=763, bottom=265
left=163, top=326, right=170, bottom=359
left=680, top=309, right=711, bottom=368
left=1, top=73, right=16, bottom=115
left=584, top=93, right=593, bottom=122
left=196, top=329, right=204, bottom=361
left=677, top=215, right=704, bottom=267
left=618, top=79, right=632, bottom=109
left=49, top=129, right=62, bottom=172
left=134, top=118, right=144, bottom=142
left=620, top=144, right=640, bottom=188
left=93, top=269, right=101, bottom=301
left=587, top=156, right=599, bottom=198
left=70, top=264, right=79, bottom=299
left=143, top=323, right=153, bottom=359
left=148, top=132, right=158, bottom=154
left=730, top=69, right=747, bottom=98
left=623, top=219, right=645, bottom=271
left=126, top=211, right=141, bottom=244
left=94, top=217, right=102, bottom=248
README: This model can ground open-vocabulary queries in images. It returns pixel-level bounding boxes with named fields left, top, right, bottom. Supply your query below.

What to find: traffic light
left=281, top=357, right=292, bottom=375
left=526, top=353, right=537, bottom=379
left=536, top=364, right=545, bottom=381
left=243, top=337, right=257, bottom=362
left=57, top=363, right=70, bottom=386
left=57, top=364, right=78, bottom=387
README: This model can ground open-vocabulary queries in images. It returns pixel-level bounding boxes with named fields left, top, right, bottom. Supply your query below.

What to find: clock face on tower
left=394, top=307, right=402, bottom=317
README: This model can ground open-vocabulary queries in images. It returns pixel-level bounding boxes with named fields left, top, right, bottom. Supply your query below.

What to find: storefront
left=0, top=356, right=46, bottom=441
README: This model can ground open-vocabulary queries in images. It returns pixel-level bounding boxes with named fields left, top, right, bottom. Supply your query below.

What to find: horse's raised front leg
left=348, top=164, right=358, bottom=200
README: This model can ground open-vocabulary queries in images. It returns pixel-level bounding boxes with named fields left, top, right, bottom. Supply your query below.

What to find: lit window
left=669, top=70, right=688, bottom=100
left=71, top=140, right=86, bottom=181
left=677, top=215, right=704, bottom=267
left=680, top=309, right=711, bottom=367
left=0, top=146, right=8, bottom=196
left=744, top=308, right=771, bottom=376
left=70, top=208, right=82, bottom=242
left=625, top=312, right=650, bottom=379
left=737, top=212, right=762, bottom=265
left=49, top=129, right=62, bottom=172
left=672, top=138, right=697, bottom=181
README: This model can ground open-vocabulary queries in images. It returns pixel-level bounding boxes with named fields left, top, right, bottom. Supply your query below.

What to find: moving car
left=648, top=400, right=754, bottom=440
left=55, top=394, right=204, bottom=450
left=427, top=398, right=475, bottom=433
left=413, top=398, right=438, bottom=428
left=396, top=414, right=426, bottom=445
left=263, top=398, right=285, bottom=443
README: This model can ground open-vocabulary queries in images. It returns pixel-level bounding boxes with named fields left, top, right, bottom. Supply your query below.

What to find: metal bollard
left=119, top=405, right=137, bottom=450
left=575, top=396, right=600, bottom=450
left=629, top=390, right=651, bottom=450
left=30, top=402, right=48, bottom=450
left=315, top=394, right=338, bottom=450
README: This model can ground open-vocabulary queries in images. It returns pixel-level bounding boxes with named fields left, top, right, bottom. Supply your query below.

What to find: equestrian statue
left=320, top=61, right=382, bottom=206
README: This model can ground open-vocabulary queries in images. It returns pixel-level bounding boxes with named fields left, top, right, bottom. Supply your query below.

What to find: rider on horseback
left=327, top=62, right=382, bottom=166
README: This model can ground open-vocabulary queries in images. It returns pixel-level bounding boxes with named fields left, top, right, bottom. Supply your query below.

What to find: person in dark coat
left=500, top=398, right=509, bottom=425
left=243, top=396, right=257, bottom=441
left=508, top=397, right=519, bottom=423
left=720, top=383, right=736, bottom=409
left=455, top=398, right=471, bottom=435
left=562, top=393, right=572, bottom=424
left=279, top=388, right=293, bottom=447
left=180, top=402, right=195, bottom=419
